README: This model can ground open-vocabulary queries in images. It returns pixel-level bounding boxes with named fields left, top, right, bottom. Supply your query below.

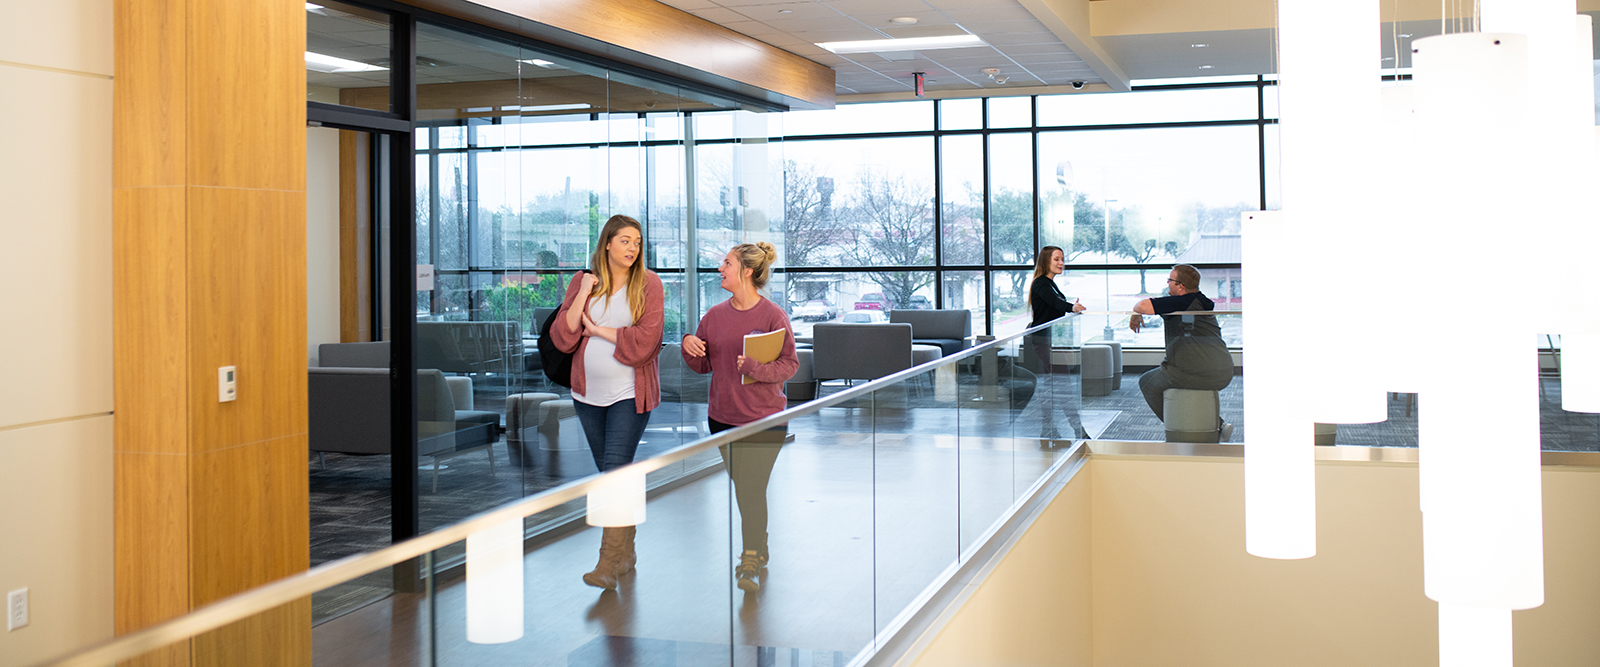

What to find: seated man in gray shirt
left=1129, top=264, right=1234, bottom=437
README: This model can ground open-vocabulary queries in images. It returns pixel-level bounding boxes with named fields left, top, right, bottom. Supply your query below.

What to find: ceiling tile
left=923, top=0, right=1029, bottom=8
left=822, top=0, right=936, bottom=14
left=720, top=20, right=789, bottom=36
left=996, top=43, right=1072, bottom=55
left=880, top=23, right=969, bottom=38
left=939, top=6, right=1038, bottom=22
left=765, top=16, right=865, bottom=32
left=729, top=2, right=841, bottom=21
left=789, top=28, right=888, bottom=42
left=1010, top=53, right=1081, bottom=65
left=658, top=0, right=721, bottom=9
left=689, top=6, right=754, bottom=23
left=971, top=20, right=1052, bottom=34
left=981, top=32, right=1063, bottom=46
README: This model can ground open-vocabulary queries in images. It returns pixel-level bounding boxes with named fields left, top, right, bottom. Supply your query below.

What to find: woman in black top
left=1027, top=245, right=1085, bottom=327
left=1025, top=245, right=1088, bottom=441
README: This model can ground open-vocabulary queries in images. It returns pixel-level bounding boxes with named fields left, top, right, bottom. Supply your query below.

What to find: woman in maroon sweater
left=682, top=241, right=798, bottom=592
left=551, top=214, right=664, bottom=590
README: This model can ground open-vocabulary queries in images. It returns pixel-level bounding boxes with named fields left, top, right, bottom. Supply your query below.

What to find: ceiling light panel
left=819, top=34, right=987, bottom=53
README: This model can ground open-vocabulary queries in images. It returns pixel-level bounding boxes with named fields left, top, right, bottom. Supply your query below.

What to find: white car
left=839, top=309, right=888, bottom=324
left=792, top=299, right=839, bottom=322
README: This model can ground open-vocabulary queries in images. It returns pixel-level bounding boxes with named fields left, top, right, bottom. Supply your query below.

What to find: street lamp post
left=1103, top=198, right=1118, bottom=339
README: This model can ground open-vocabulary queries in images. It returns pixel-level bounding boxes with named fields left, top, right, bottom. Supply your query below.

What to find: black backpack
left=538, top=306, right=575, bottom=388
left=537, top=272, right=590, bottom=388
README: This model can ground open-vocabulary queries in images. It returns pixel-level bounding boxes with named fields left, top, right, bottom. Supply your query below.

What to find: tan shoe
left=616, top=525, right=637, bottom=574
left=582, top=527, right=627, bottom=589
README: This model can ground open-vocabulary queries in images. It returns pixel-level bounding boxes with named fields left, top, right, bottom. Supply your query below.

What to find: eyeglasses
left=1165, top=278, right=1179, bottom=284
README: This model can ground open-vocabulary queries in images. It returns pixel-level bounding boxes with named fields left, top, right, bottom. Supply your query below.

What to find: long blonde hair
left=588, top=215, right=647, bottom=324
left=1026, top=245, right=1063, bottom=305
left=730, top=241, right=778, bottom=291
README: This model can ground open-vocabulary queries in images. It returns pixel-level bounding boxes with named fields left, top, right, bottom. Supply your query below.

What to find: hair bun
left=757, top=241, right=776, bottom=262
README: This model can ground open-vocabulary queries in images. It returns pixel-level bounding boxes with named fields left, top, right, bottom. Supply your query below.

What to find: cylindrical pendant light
left=1438, top=603, right=1513, bottom=667
left=1242, top=210, right=1315, bottom=559
left=587, top=467, right=647, bottom=527
left=466, top=517, right=525, bottom=644
left=1412, top=32, right=1544, bottom=611
left=1277, top=0, right=1387, bottom=425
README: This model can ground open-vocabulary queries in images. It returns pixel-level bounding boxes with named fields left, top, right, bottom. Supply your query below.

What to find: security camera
left=1070, top=81, right=1085, bottom=90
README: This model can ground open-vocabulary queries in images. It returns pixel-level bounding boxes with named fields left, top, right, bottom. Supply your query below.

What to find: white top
left=572, top=288, right=636, bottom=407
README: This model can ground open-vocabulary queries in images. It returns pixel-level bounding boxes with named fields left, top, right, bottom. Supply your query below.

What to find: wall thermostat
left=218, top=366, right=237, bottom=402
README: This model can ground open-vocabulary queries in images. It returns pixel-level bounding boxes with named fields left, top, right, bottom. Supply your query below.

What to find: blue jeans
left=573, top=399, right=652, bottom=473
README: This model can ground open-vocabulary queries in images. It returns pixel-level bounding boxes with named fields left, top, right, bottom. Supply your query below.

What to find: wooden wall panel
left=114, top=452, right=190, bottom=635
left=112, top=0, right=185, bottom=188
left=115, top=1, right=311, bottom=660
left=186, top=188, right=308, bottom=452
left=184, top=0, right=305, bottom=190
left=113, top=187, right=188, bottom=455
left=190, top=600, right=312, bottom=667
left=189, top=436, right=310, bottom=604
left=338, top=130, right=369, bottom=343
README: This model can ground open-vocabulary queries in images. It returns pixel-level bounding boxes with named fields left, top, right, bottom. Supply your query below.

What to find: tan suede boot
left=582, top=527, right=626, bottom=589
left=616, top=525, right=637, bottom=575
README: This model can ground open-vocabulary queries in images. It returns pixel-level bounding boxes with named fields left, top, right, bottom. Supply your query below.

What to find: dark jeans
left=573, top=399, right=652, bottom=473
left=710, top=417, right=787, bottom=556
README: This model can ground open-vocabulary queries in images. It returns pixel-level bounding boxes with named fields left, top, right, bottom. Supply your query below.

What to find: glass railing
left=37, top=315, right=1096, bottom=667
left=38, top=308, right=1598, bottom=666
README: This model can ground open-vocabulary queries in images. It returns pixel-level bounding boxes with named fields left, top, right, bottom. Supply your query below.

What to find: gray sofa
left=416, top=320, right=524, bottom=376
left=309, top=342, right=503, bottom=488
left=889, top=309, right=972, bottom=357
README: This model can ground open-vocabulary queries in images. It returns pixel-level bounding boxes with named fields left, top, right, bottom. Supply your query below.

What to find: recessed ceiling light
left=305, top=51, right=388, bottom=73
left=817, top=34, right=984, bottom=54
left=518, top=58, right=566, bottom=69
left=1400, top=33, right=1413, bottom=38
left=1191, top=43, right=1209, bottom=48
left=890, top=17, right=918, bottom=25
left=305, top=2, right=324, bottom=10
left=778, top=8, right=792, bottom=13
left=1198, top=64, right=1214, bottom=69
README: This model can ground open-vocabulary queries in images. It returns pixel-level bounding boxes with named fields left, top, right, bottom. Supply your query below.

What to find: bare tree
left=844, top=172, right=937, bottom=308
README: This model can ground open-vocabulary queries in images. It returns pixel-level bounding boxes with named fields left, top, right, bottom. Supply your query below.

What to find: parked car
left=905, top=295, right=933, bottom=310
left=853, top=293, right=890, bottom=311
left=792, top=299, right=839, bottom=322
left=840, top=309, right=888, bottom=324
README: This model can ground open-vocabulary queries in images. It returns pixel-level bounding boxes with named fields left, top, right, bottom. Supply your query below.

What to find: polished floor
left=307, top=366, right=1598, bottom=627
left=310, top=424, right=1066, bottom=666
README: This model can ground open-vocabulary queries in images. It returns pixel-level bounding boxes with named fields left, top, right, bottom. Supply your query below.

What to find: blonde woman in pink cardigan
left=551, top=214, right=664, bottom=590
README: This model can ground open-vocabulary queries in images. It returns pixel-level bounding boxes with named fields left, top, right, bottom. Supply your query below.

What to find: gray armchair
left=309, top=342, right=504, bottom=491
left=811, top=322, right=913, bottom=381
left=889, top=309, right=972, bottom=357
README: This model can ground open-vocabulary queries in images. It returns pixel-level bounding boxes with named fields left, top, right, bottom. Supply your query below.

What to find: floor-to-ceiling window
left=768, top=81, right=1267, bottom=339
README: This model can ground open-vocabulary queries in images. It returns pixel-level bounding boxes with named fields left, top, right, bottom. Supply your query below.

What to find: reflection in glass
left=305, top=1, right=392, bottom=110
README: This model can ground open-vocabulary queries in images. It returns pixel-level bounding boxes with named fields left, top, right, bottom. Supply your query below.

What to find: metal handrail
left=32, top=314, right=1085, bottom=667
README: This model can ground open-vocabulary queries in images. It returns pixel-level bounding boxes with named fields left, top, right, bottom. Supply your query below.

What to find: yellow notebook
left=741, top=329, right=786, bottom=385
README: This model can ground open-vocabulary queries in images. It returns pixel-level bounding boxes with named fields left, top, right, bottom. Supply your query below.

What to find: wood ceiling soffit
left=397, top=0, right=835, bottom=109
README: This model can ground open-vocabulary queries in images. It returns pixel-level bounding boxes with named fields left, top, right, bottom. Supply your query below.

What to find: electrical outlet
left=7, top=588, right=27, bottom=631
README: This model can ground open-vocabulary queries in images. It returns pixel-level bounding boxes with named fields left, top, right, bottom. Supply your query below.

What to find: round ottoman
left=1163, top=388, right=1220, bottom=443
left=1081, top=344, right=1113, bottom=397
left=505, top=392, right=559, bottom=445
left=787, top=348, right=817, bottom=401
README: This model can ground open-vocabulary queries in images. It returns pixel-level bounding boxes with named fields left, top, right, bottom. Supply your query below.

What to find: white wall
left=307, top=127, right=343, bottom=367
left=0, top=1, right=116, bottom=664
left=911, top=455, right=1600, bottom=666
